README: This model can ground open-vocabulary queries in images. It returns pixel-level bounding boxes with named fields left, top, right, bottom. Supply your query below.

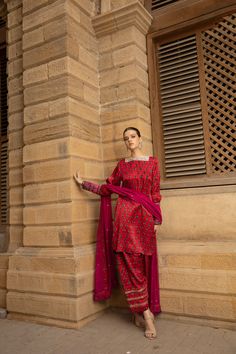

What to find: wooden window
left=150, top=13, right=236, bottom=187
left=0, top=32, right=8, bottom=225
left=145, top=0, right=180, bottom=12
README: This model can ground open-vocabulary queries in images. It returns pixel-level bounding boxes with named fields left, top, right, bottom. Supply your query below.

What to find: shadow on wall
left=0, top=232, right=8, bottom=252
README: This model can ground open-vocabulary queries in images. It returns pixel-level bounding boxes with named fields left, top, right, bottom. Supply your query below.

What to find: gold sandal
left=132, top=314, right=145, bottom=328
left=144, top=314, right=157, bottom=340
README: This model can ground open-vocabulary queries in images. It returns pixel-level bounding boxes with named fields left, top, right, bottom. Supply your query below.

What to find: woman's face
left=123, top=129, right=141, bottom=151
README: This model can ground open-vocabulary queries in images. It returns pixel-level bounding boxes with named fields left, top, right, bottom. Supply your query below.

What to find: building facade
left=0, top=0, right=235, bottom=329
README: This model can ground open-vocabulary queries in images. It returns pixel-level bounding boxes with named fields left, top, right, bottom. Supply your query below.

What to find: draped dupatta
left=94, top=184, right=162, bottom=315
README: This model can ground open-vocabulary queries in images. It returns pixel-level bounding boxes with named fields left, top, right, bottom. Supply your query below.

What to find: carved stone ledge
left=92, top=0, right=152, bottom=37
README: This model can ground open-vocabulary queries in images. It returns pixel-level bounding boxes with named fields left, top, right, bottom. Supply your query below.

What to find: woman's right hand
left=73, top=170, right=84, bottom=186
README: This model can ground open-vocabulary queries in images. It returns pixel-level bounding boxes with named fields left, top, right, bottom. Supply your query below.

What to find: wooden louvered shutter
left=0, top=45, right=8, bottom=225
left=157, top=36, right=206, bottom=178
left=155, top=13, right=236, bottom=183
left=145, top=0, right=180, bottom=12
left=151, top=0, right=180, bottom=11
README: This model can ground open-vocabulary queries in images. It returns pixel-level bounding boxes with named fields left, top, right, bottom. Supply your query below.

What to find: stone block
left=99, top=52, right=113, bottom=71
left=7, top=290, right=106, bottom=323
left=0, top=255, right=9, bottom=270
left=24, top=116, right=70, bottom=145
left=80, top=11, right=94, bottom=33
left=24, top=180, right=71, bottom=205
left=0, top=270, right=6, bottom=288
left=100, top=63, right=147, bottom=88
left=98, top=27, right=146, bottom=53
left=101, top=100, right=151, bottom=124
left=8, top=7, right=22, bottom=28
left=67, top=15, right=97, bottom=53
left=24, top=76, right=68, bottom=105
left=23, top=27, right=44, bottom=51
left=8, top=76, right=23, bottom=97
left=49, top=97, right=69, bottom=118
left=68, top=0, right=94, bottom=16
left=23, top=64, right=48, bottom=86
left=8, top=167, right=23, bottom=187
left=183, top=293, right=236, bottom=321
left=23, top=159, right=71, bottom=184
left=159, top=192, right=236, bottom=240
left=8, top=94, right=24, bottom=114
left=7, top=270, right=94, bottom=297
left=160, top=267, right=236, bottom=294
left=43, top=16, right=67, bottom=42
left=66, top=0, right=81, bottom=24
left=101, top=81, right=150, bottom=106
left=24, top=102, right=49, bottom=125
left=23, top=0, right=65, bottom=31
left=23, top=0, right=48, bottom=14
left=70, top=116, right=100, bottom=142
left=9, top=149, right=23, bottom=168
left=79, top=45, right=98, bottom=71
left=8, top=130, right=23, bottom=150
left=8, top=226, right=23, bottom=247
left=8, top=112, right=24, bottom=132
left=70, top=137, right=102, bottom=160
left=68, top=97, right=100, bottom=124
left=101, top=118, right=152, bottom=143
left=23, top=37, right=67, bottom=69
left=7, top=291, right=79, bottom=321
left=201, top=254, right=236, bottom=271
left=83, top=85, right=99, bottom=107
left=113, top=45, right=147, bottom=68
left=0, top=290, right=6, bottom=308
left=8, top=25, right=22, bottom=44
left=48, top=57, right=68, bottom=78
left=72, top=200, right=100, bottom=222
left=23, top=138, right=71, bottom=163
left=24, top=203, right=72, bottom=225
left=8, top=58, right=23, bottom=78
left=102, top=140, right=123, bottom=161
left=6, top=0, right=22, bottom=11
left=9, top=206, right=23, bottom=225
left=23, top=225, right=72, bottom=247
left=9, top=253, right=77, bottom=273
left=9, top=187, right=23, bottom=206
left=68, top=76, right=84, bottom=100
left=72, top=221, right=97, bottom=246
left=76, top=292, right=107, bottom=321
left=67, top=56, right=99, bottom=88
left=8, top=41, right=22, bottom=60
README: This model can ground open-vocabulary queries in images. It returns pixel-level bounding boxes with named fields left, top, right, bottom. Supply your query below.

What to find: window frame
left=147, top=1, right=236, bottom=189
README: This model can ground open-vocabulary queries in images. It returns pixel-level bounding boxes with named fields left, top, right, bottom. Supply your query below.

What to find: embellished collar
left=125, top=156, right=150, bottom=162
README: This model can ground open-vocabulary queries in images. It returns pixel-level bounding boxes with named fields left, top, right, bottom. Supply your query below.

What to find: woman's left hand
left=154, top=224, right=160, bottom=236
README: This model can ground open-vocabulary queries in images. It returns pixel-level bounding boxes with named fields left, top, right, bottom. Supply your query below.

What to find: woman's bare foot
left=143, top=309, right=156, bottom=339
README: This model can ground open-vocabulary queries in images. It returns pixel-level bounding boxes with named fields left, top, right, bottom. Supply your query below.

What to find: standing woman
left=74, top=127, right=162, bottom=339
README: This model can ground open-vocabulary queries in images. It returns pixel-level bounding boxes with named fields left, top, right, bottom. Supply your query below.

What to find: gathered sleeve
left=81, top=161, right=122, bottom=195
left=151, top=157, right=162, bottom=224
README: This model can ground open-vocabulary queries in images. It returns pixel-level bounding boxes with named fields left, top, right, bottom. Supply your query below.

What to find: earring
left=138, top=142, right=142, bottom=149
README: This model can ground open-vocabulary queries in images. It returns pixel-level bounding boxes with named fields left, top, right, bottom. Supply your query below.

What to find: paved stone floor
left=0, top=311, right=236, bottom=354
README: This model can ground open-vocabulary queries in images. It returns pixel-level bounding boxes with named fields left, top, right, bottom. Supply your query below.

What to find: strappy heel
left=132, top=314, right=145, bottom=328
left=144, top=312, right=157, bottom=339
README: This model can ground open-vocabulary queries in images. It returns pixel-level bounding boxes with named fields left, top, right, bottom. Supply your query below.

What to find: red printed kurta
left=106, top=156, right=161, bottom=256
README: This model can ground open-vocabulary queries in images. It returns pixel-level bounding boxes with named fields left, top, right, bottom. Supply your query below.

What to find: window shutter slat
left=157, top=35, right=206, bottom=178
left=151, top=0, right=180, bottom=11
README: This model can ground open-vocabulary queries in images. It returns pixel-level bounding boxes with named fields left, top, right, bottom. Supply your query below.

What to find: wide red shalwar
left=82, top=156, right=161, bottom=313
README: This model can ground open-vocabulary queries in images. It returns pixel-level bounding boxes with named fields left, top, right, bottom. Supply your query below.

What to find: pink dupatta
left=94, top=184, right=162, bottom=314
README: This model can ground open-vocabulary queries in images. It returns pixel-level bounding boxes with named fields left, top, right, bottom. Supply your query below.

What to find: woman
left=74, top=127, right=162, bottom=339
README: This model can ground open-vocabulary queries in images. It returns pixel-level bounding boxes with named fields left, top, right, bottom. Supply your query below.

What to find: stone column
left=93, top=1, right=152, bottom=307
left=0, top=0, right=23, bottom=310
left=7, top=0, right=106, bottom=328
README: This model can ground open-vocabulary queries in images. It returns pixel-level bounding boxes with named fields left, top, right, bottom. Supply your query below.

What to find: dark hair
left=123, top=127, right=141, bottom=137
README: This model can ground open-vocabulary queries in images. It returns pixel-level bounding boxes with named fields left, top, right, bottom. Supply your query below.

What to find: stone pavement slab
left=0, top=311, right=236, bottom=354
